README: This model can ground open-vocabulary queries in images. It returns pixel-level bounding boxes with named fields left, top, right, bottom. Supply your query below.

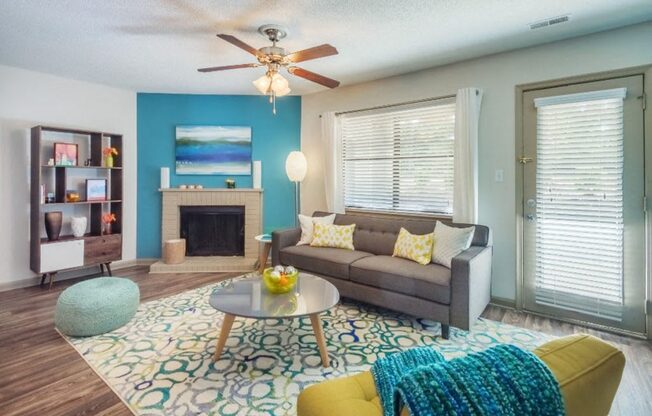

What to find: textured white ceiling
left=1, top=0, right=650, bottom=95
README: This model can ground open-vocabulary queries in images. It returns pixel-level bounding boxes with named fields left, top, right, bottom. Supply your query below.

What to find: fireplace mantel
left=150, top=188, right=263, bottom=273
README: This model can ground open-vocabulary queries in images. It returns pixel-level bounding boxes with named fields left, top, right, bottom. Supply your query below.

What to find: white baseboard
left=0, top=259, right=153, bottom=292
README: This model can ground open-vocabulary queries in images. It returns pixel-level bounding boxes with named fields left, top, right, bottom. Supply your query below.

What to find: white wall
left=301, top=22, right=652, bottom=302
left=0, top=65, right=137, bottom=290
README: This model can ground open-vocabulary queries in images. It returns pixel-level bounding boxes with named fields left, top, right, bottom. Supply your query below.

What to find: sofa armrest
left=272, top=227, right=301, bottom=266
left=449, top=245, right=493, bottom=331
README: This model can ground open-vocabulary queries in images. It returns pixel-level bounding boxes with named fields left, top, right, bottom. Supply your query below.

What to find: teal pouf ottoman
left=54, top=277, right=140, bottom=336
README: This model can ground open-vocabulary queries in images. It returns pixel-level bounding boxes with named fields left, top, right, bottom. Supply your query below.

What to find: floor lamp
left=285, top=151, right=307, bottom=226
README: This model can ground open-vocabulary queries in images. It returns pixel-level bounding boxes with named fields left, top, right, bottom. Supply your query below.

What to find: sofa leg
left=441, top=324, right=450, bottom=339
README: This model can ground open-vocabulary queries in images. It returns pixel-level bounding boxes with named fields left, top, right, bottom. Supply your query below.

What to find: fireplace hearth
left=180, top=206, right=245, bottom=256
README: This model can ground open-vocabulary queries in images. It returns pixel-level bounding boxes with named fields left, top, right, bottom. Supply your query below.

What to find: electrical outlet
left=495, top=169, right=504, bottom=183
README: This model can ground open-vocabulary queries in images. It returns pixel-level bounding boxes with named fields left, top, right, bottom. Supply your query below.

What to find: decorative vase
left=105, top=155, right=114, bottom=168
left=44, top=212, right=63, bottom=241
left=71, top=216, right=87, bottom=238
left=103, top=222, right=112, bottom=235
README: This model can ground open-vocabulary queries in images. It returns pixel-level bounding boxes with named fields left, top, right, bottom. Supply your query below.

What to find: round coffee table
left=209, top=273, right=339, bottom=367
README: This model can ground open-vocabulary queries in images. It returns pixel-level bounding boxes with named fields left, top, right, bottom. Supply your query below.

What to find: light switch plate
left=495, top=169, right=504, bottom=183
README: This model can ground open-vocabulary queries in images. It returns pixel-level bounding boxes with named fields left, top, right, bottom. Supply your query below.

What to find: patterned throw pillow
left=392, top=227, right=434, bottom=265
left=310, top=223, right=356, bottom=250
left=296, top=214, right=336, bottom=245
left=431, top=221, right=475, bottom=268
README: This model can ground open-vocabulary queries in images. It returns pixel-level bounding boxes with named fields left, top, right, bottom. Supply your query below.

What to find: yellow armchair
left=297, top=334, right=625, bottom=416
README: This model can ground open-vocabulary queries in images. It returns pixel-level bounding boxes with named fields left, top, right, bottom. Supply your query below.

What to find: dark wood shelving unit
left=30, top=126, right=124, bottom=288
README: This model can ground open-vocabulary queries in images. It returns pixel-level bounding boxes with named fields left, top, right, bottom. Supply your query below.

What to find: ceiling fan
left=198, top=24, right=340, bottom=113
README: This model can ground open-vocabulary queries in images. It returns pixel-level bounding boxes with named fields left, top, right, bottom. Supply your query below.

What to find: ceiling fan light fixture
left=252, top=74, right=271, bottom=94
left=202, top=25, right=340, bottom=114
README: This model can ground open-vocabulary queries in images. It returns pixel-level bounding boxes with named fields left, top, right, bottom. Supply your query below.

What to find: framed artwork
left=175, top=126, right=252, bottom=175
left=86, top=179, right=107, bottom=201
left=53, top=142, right=78, bottom=166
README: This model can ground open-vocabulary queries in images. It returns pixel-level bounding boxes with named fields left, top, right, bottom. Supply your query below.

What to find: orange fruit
left=279, top=276, right=289, bottom=286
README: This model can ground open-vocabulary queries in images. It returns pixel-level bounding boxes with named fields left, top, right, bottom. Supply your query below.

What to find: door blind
left=533, top=88, right=627, bottom=321
left=340, top=99, right=456, bottom=215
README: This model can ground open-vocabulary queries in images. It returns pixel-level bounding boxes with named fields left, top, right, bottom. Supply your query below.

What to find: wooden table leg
left=213, top=313, right=235, bottom=362
left=258, top=243, right=272, bottom=274
left=105, top=262, right=112, bottom=276
left=309, top=313, right=330, bottom=368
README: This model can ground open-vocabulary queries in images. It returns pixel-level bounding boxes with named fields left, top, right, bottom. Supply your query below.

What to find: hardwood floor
left=0, top=266, right=650, bottom=415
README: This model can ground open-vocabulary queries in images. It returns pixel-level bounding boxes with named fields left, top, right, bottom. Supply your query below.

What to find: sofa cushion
left=350, top=255, right=451, bottom=304
left=279, top=245, right=373, bottom=280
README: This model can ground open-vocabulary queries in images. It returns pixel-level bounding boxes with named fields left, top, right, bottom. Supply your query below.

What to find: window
left=340, top=98, right=456, bottom=215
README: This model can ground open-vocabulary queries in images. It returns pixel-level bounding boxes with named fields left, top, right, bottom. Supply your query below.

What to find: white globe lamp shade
left=285, top=151, right=307, bottom=182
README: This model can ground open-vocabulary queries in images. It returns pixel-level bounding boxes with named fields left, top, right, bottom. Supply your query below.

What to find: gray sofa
left=272, top=211, right=492, bottom=339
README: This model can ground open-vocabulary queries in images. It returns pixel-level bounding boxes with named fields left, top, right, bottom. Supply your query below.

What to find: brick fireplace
left=149, top=188, right=262, bottom=273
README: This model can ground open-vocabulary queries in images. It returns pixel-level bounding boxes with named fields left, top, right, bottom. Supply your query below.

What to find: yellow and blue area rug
left=60, top=278, right=551, bottom=416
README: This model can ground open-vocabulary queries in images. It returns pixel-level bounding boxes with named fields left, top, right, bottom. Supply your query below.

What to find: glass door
left=522, top=75, right=646, bottom=334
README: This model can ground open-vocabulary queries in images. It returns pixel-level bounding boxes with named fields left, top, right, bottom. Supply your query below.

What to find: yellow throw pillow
left=310, top=223, right=356, bottom=250
left=392, top=227, right=434, bottom=265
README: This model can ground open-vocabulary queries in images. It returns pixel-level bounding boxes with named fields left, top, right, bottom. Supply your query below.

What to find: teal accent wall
left=137, top=93, right=301, bottom=258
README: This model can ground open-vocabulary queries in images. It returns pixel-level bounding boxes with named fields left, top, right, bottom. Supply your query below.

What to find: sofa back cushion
left=313, top=211, right=491, bottom=256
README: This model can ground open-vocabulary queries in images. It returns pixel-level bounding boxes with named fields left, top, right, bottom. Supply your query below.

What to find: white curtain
left=453, top=88, right=483, bottom=224
left=321, top=112, right=345, bottom=213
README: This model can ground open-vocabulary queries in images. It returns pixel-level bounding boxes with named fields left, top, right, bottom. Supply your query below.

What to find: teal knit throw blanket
left=371, top=347, right=445, bottom=416
left=373, top=345, right=565, bottom=416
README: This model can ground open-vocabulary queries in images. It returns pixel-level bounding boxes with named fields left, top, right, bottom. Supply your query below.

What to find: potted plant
left=103, top=146, right=118, bottom=168
left=102, top=212, right=117, bottom=235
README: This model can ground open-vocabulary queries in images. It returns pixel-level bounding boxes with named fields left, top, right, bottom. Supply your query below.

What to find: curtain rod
left=318, top=93, right=462, bottom=118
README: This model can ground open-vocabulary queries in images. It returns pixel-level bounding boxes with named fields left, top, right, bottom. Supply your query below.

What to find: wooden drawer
left=84, top=234, right=122, bottom=265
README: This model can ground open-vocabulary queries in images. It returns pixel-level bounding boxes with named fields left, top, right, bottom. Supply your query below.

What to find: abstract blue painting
left=175, top=126, right=252, bottom=175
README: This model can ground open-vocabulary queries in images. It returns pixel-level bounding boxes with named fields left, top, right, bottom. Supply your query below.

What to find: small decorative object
left=45, top=193, right=55, bottom=204
left=160, top=167, right=170, bottom=189
left=176, top=125, right=252, bottom=175
left=188, top=185, right=196, bottom=189
left=86, top=179, right=107, bottom=201
left=70, top=216, right=87, bottom=238
left=179, top=184, right=187, bottom=189
left=274, top=265, right=285, bottom=273
left=47, top=158, right=55, bottom=166
left=54, top=142, right=78, bottom=166
left=163, top=239, right=186, bottom=264
left=285, top=265, right=297, bottom=275
left=103, top=146, right=118, bottom=168
left=44, top=211, right=63, bottom=241
left=84, top=158, right=92, bottom=167
left=102, top=212, right=117, bottom=235
left=65, top=190, right=81, bottom=203
left=225, top=178, right=236, bottom=189
left=262, top=266, right=299, bottom=294
left=253, top=160, right=262, bottom=189
left=196, top=184, right=203, bottom=189
left=40, top=184, right=46, bottom=204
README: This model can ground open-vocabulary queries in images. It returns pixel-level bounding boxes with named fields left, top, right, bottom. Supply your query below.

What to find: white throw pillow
left=431, top=221, right=475, bottom=268
left=297, top=214, right=336, bottom=245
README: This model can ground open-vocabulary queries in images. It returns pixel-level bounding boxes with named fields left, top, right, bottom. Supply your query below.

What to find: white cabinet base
left=40, top=240, right=84, bottom=273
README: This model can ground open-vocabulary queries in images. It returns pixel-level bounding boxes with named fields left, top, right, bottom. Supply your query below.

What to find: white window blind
left=533, top=88, right=627, bottom=321
left=340, top=98, right=456, bottom=215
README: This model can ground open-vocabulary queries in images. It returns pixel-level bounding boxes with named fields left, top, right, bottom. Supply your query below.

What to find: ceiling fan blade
left=197, top=63, right=259, bottom=72
left=288, top=67, right=340, bottom=88
left=217, top=34, right=260, bottom=56
left=286, top=44, right=338, bottom=63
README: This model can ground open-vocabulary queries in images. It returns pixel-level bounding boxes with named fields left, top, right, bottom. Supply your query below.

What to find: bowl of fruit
left=262, top=265, right=299, bottom=294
